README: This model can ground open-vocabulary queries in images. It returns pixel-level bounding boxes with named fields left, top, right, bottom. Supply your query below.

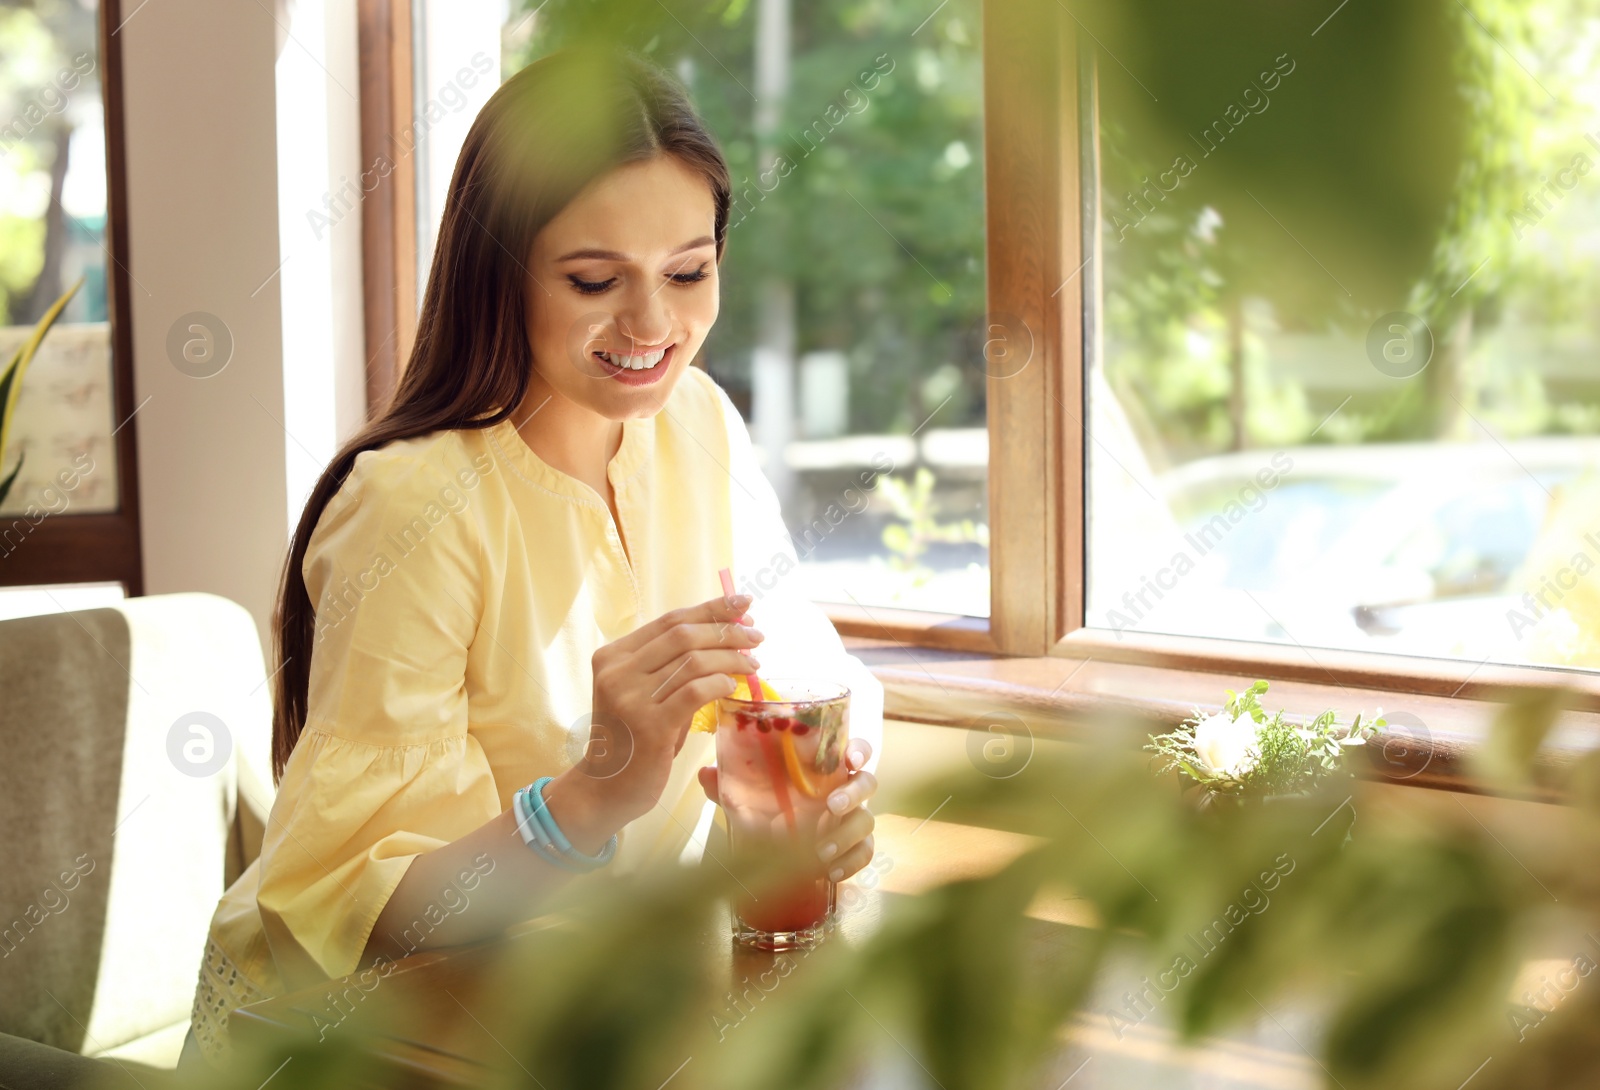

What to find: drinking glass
left=714, top=679, right=851, bottom=949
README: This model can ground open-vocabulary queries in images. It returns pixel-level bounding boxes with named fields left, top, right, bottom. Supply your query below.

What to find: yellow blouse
left=187, top=367, right=884, bottom=1063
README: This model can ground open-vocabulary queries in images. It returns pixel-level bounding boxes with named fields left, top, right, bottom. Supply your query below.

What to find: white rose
left=1192, top=711, right=1259, bottom=778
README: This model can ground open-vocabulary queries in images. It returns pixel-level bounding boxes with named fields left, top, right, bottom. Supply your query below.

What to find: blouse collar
left=485, top=411, right=654, bottom=507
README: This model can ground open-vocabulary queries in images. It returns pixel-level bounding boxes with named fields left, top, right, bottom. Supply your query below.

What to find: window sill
left=844, top=637, right=1600, bottom=803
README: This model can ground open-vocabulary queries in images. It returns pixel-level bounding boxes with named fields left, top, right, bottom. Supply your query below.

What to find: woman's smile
left=595, top=342, right=675, bottom=386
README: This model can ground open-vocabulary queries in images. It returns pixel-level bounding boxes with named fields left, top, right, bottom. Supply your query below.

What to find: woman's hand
left=547, top=594, right=764, bottom=847
left=698, top=738, right=878, bottom=883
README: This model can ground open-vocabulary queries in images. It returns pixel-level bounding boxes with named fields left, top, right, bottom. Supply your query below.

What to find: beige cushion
left=0, top=593, right=273, bottom=1065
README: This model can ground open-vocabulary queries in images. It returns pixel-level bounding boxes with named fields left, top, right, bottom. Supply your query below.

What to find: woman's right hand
left=548, top=593, right=764, bottom=841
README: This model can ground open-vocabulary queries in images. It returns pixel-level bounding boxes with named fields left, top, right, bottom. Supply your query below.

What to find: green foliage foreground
left=157, top=694, right=1600, bottom=1090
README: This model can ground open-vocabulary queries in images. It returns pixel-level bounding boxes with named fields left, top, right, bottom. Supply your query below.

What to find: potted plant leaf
left=0, top=278, right=84, bottom=508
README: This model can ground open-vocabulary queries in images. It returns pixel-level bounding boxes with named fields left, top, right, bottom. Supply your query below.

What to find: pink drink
left=715, top=681, right=851, bottom=949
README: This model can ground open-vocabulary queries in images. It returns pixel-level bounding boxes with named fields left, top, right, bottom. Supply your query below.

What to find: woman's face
left=525, top=153, right=721, bottom=420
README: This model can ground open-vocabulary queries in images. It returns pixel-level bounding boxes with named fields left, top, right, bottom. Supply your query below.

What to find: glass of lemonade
left=714, top=679, right=851, bottom=950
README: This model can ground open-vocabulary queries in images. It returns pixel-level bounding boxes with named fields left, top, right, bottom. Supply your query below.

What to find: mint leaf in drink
left=814, top=704, right=847, bottom=775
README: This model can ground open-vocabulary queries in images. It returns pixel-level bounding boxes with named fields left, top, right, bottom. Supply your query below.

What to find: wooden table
left=233, top=814, right=1322, bottom=1089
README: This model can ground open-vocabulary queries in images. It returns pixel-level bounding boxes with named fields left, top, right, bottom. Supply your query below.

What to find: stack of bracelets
left=513, top=775, right=618, bottom=871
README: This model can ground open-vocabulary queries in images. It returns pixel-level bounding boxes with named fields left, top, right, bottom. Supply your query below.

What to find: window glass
left=0, top=0, right=118, bottom=521
left=417, top=0, right=991, bottom=616
left=1087, top=3, right=1600, bottom=670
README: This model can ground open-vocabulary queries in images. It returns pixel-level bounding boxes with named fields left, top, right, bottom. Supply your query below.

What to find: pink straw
left=718, top=566, right=763, bottom=702
left=717, top=566, right=794, bottom=832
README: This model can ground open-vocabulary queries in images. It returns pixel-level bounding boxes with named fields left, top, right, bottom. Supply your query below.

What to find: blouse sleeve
left=708, top=377, right=885, bottom=773
left=255, top=446, right=501, bottom=988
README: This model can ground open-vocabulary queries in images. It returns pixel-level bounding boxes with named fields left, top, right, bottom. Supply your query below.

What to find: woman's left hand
left=698, top=737, right=877, bottom=882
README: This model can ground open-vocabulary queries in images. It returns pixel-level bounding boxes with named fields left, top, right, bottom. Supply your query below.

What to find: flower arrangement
left=1146, top=680, right=1384, bottom=801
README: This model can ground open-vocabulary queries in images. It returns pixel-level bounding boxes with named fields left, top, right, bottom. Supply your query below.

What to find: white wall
left=276, top=0, right=368, bottom=531
left=123, top=0, right=366, bottom=652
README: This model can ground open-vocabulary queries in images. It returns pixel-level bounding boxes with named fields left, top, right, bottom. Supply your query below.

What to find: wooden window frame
left=357, top=0, right=419, bottom=414
left=0, top=0, right=144, bottom=595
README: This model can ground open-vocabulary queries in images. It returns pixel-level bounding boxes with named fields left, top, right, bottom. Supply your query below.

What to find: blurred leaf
left=1474, top=687, right=1566, bottom=792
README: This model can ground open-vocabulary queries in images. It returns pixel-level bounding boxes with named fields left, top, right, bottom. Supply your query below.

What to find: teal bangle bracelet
left=514, top=787, right=583, bottom=871
left=530, top=777, right=616, bottom=867
left=525, top=776, right=573, bottom=854
left=512, top=777, right=616, bottom=871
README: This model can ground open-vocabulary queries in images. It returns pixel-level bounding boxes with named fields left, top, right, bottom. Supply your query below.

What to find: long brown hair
left=271, top=48, right=732, bottom=779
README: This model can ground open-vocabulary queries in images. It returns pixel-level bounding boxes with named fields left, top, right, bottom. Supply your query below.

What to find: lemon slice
left=689, top=676, right=780, bottom=734
left=778, top=729, right=826, bottom=798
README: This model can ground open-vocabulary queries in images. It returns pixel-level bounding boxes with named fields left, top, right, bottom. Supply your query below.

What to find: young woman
left=183, top=47, right=882, bottom=1067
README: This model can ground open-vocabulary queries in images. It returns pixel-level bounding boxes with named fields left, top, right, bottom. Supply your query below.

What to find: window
left=407, top=0, right=992, bottom=618
left=1, top=1, right=113, bottom=509
left=0, top=0, right=143, bottom=594
left=1084, top=2, right=1600, bottom=674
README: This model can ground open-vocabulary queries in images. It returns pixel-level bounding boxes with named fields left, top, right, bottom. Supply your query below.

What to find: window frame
left=356, top=0, right=420, bottom=412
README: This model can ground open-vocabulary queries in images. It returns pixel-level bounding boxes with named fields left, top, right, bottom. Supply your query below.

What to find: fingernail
left=729, top=594, right=753, bottom=609
left=747, top=627, right=765, bottom=641
left=817, top=841, right=838, bottom=862
left=828, top=867, right=844, bottom=883
left=828, top=792, right=849, bottom=814
left=743, top=654, right=761, bottom=669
